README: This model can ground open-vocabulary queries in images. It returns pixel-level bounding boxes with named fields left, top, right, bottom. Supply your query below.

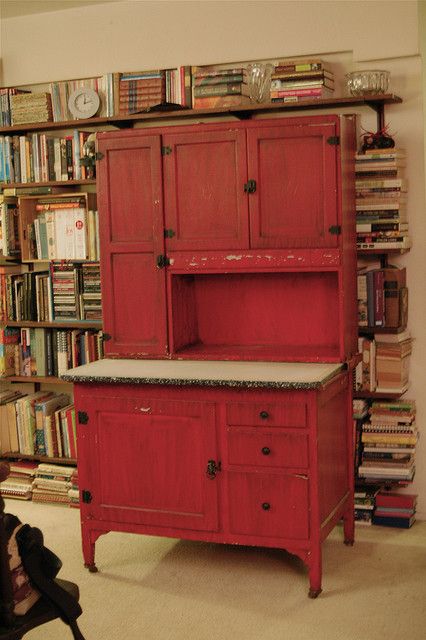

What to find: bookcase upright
left=63, top=112, right=358, bottom=597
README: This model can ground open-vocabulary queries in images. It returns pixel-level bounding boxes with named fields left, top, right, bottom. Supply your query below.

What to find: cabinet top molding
left=61, top=359, right=344, bottom=389
left=0, top=94, right=402, bottom=135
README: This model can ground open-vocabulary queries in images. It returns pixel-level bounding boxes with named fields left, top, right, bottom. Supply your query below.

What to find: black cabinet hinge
left=327, top=136, right=340, bottom=145
left=206, top=459, right=222, bottom=479
left=102, top=333, right=112, bottom=341
left=329, top=225, right=342, bottom=235
left=244, top=179, right=257, bottom=193
left=95, top=151, right=104, bottom=161
left=78, top=411, right=89, bottom=425
left=162, top=146, right=172, bottom=155
left=156, top=254, right=170, bottom=268
left=82, top=490, right=92, bottom=504
left=164, top=228, right=175, bottom=238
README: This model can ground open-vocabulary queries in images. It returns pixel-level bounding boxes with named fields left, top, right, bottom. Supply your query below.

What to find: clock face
left=68, top=87, right=100, bottom=119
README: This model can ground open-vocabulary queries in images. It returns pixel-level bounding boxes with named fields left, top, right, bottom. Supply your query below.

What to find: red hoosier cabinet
left=64, top=113, right=358, bottom=597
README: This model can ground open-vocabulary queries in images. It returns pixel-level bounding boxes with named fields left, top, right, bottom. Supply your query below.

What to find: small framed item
left=68, top=87, right=100, bottom=119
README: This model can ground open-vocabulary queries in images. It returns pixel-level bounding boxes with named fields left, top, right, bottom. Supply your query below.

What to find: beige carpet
left=4, top=499, right=426, bottom=640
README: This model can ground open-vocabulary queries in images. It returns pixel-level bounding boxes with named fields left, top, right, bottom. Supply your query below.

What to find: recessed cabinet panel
left=247, top=123, right=338, bottom=249
left=102, top=252, right=167, bottom=356
left=228, top=471, right=309, bottom=539
left=88, top=397, right=219, bottom=531
left=162, top=128, right=249, bottom=250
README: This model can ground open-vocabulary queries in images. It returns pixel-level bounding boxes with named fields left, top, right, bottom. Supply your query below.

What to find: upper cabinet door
left=162, top=127, right=249, bottom=251
left=247, top=119, right=340, bottom=249
left=97, top=133, right=168, bottom=357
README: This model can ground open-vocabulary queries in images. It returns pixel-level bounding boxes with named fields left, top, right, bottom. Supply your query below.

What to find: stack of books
left=68, top=468, right=80, bottom=508
left=11, top=92, right=53, bottom=125
left=358, top=399, right=417, bottom=483
left=355, top=148, right=410, bottom=250
left=354, top=487, right=378, bottom=526
left=32, top=463, right=76, bottom=505
left=79, top=262, right=102, bottom=320
left=375, top=330, right=412, bottom=394
left=372, top=491, right=417, bottom=528
left=118, top=70, right=166, bottom=114
left=0, top=461, right=37, bottom=500
left=191, top=65, right=249, bottom=109
left=269, top=58, right=334, bottom=103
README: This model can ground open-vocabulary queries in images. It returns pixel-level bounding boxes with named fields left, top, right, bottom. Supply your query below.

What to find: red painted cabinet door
left=247, top=120, right=339, bottom=249
left=83, top=395, right=219, bottom=532
left=97, top=133, right=168, bottom=357
left=162, top=128, right=249, bottom=251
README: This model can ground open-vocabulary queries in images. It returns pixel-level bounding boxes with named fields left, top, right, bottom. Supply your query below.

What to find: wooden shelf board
left=4, top=320, right=102, bottom=328
left=6, top=375, right=72, bottom=383
left=0, top=94, right=402, bottom=134
left=358, top=326, right=407, bottom=335
left=1, top=179, right=96, bottom=189
left=2, top=452, right=76, bottom=465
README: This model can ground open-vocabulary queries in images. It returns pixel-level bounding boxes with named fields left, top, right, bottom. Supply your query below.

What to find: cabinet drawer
left=227, top=428, right=308, bottom=469
left=226, top=402, right=307, bottom=428
left=228, top=471, right=309, bottom=539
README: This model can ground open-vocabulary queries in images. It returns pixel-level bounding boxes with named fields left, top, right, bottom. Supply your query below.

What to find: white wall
left=1, top=0, right=425, bottom=517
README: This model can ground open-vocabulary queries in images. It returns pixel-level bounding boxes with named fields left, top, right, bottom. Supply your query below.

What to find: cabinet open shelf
left=169, top=271, right=344, bottom=362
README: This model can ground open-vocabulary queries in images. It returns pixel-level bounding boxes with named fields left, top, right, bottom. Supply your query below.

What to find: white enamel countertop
left=61, top=359, right=344, bottom=389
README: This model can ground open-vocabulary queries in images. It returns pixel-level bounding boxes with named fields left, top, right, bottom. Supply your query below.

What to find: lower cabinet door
left=227, top=471, right=309, bottom=540
left=85, top=396, right=219, bottom=532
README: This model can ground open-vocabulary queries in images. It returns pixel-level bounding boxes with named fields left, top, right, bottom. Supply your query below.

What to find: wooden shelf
left=0, top=94, right=402, bottom=135
left=4, top=320, right=102, bottom=329
left=6, top=375, right=71, bottom=384
left=1, top=452, right=76, bottom=465
left=0, top=179, right=96, bottom=189
left=358, top=326, right=407, bottom=335
left=354, top=390, right=407, bottom=399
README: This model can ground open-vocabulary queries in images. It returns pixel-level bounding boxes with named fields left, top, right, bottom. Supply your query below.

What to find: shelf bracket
left=365, top=101, right=386, bottom=132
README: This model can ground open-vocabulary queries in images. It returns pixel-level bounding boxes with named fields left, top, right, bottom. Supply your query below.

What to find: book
left=193, top=83, right=249, bottom=98
left=372, top=514, right=415, bottom=528
left=375, top=491, right=417, bottom=509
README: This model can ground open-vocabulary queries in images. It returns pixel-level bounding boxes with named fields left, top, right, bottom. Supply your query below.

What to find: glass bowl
left=345, top=70, right=390, bottom=96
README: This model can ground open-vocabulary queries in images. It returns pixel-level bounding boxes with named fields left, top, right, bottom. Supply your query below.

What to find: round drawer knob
left=262, top=502, right=271, bottom=511
left=261, top=447, right=271, bottom=456
left=259, top=410, right=269, bottom=420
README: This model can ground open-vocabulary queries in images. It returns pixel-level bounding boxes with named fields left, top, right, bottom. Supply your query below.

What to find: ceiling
left=0, top=0, right=118, bottom=19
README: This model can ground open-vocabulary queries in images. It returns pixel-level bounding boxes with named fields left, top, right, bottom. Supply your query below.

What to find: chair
left=0, top=462, right=85, bottom=639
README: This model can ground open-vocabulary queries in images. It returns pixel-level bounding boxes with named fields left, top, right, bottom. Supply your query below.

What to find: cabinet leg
left=307, top=545, right=322, bottom=598
left=82, top=526, right=100, bottom=572
left=343, top=509, right=355, bottom=546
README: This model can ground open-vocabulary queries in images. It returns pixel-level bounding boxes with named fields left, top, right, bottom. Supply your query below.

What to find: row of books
left=118, top=67, right=192, bottom=115
left=0, top=389, right=78, bottom=458
left=355, top=148, right=410, bottom=251
left=0, top=194, right=20, bottom=257
left=0, top=262, right=102, bottom=323
left=357, top=264, right=407, bottom=329
left=354, top=331, right=413, bottom=394
left=28, top=204, right=100, bottom=262
left=0, top=130, right=92, bottom=184
left=1, top=59, right=339, bottom=130
left=354, top=486, right=417, bottom=528
left=0, top=458, right=79, bottom=506
left=0, top=326, right=104, bottom=378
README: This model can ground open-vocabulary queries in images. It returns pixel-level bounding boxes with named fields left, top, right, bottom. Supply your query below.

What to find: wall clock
left=68, top=87, right=100, bottom=119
